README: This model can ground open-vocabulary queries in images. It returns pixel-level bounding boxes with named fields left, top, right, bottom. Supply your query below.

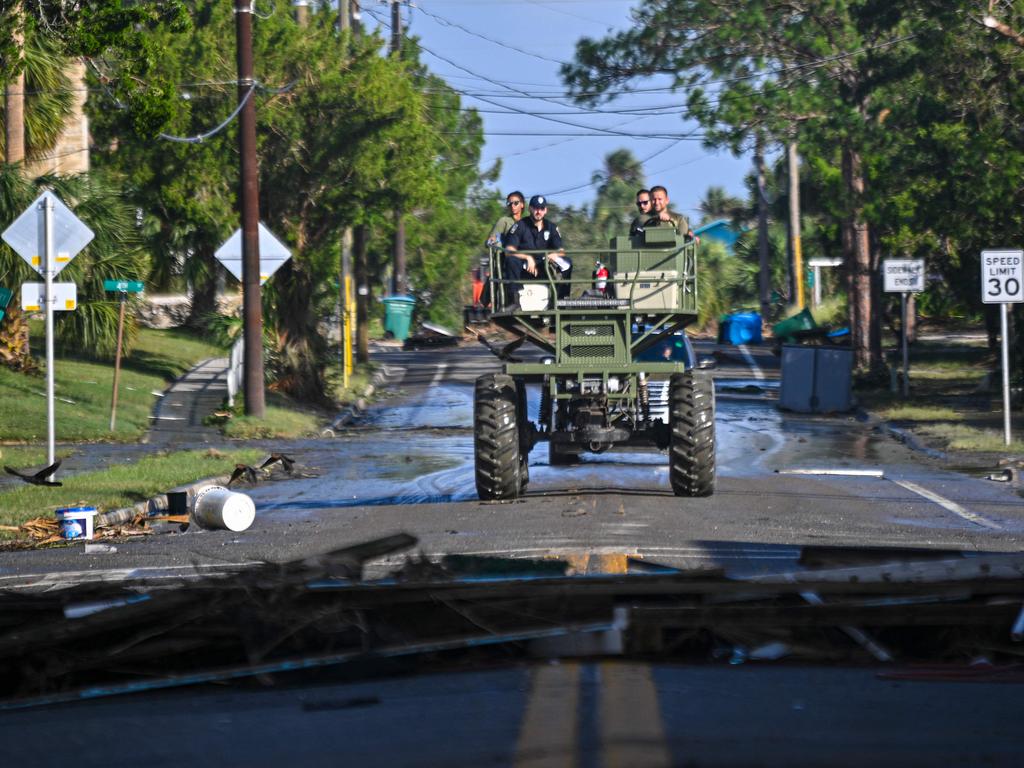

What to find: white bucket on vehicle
left=192, top=486, right=256, bottom=532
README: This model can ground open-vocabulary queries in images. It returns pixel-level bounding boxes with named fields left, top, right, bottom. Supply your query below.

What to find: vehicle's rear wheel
left=474, top=374, right=522, bottom=500
left=669, top=372, right=716, bottom=497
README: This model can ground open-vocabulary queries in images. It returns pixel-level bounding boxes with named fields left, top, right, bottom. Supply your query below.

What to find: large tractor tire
left=669, top=372, right=716, bottom=497
left=474, top=374, right=523, bottom=500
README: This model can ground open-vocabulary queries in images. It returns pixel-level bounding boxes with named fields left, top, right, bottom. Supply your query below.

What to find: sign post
left=981, top=249, right=1024, bottom=445
left=2, top=191, right=93, bottom=474
left=214, top=222, right=291, bottom=408
left=103, top=279, right=145, bottom=431
left=882, top=259, right=925, bottom=397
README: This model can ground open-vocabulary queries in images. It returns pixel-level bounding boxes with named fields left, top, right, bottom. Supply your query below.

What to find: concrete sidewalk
left=146, top=357, right=229, bottom=446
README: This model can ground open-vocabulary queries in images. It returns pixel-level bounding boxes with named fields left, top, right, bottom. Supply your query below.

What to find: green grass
left=0, top=327, right=227, bottom=443
left=876, top=405, right=963, bottom=422
left=222, top=406, right=321, bottom=439
left=0, top=448, right=263, bottom=529
left=913, top=423, right=1024, bottom=453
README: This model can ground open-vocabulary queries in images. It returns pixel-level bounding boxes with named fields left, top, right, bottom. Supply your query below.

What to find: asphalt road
left=2, top=339, right=1023, bottom=588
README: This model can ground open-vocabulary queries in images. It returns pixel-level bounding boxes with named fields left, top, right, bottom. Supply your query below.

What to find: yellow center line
left=515, top=662, right=581, bottom=768
left=601, top=661, right=672, bottom=768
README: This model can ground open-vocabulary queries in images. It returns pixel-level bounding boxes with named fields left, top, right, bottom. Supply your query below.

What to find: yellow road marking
left=601, top=662, right=672, bottom=768
left=515, top=662, right=580, bottom=767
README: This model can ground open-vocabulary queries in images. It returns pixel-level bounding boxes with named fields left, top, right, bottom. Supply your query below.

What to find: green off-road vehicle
left=475, top=227, right=715, bottom=500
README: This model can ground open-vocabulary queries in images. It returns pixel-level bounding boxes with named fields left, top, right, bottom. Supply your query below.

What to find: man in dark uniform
left=504, top=195, right=573, bottom=302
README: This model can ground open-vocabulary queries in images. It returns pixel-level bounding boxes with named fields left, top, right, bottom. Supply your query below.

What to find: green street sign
left=103, top=279, right=144, bottom=293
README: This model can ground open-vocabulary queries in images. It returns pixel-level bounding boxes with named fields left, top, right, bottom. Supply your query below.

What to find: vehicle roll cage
left=484, top=232, right=699, bottom=370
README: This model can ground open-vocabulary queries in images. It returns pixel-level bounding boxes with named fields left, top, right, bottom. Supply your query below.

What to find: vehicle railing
left=485, top=241, right=697, bottom=314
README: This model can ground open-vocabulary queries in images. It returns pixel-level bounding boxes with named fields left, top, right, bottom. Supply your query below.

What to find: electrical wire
left=158, top=83, right=256, bottom=143
left=415, top=5, right=567, bottom=66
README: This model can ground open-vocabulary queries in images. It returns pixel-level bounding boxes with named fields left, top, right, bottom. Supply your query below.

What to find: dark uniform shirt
left=505, top=218, right=564, bottom=253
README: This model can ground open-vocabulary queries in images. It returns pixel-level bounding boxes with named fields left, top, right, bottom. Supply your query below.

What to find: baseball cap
left=529, top=194, right=547, bottom=208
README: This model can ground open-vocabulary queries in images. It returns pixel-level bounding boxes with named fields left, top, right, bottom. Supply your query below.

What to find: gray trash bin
left=779, top=345, right=853, bottom=413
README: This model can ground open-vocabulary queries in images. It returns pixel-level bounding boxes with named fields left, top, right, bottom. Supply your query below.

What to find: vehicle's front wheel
left=474, top=374, right=523, bottom=500
left=669, top=372, right=716, bottom=497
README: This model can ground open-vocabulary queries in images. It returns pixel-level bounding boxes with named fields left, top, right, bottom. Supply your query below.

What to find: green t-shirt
left=645, top=213, right=689, bottom=235
left=486, top=215, right=518, bottom=247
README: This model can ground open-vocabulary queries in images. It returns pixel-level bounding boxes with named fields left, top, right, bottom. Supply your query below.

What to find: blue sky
left=361, top=0, right=752, bottom=218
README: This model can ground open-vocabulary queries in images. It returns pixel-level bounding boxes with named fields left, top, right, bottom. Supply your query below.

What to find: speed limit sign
left=981, top=250, right=1024, bottom=303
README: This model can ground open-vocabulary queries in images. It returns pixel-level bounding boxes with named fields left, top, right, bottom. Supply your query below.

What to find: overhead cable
left=158, top=83, right=256, bottom=143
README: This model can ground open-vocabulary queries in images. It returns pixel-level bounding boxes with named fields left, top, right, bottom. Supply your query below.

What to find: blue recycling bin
left=719, top=311, right=763, bottom=345
left=382, top=295, right=416, bottom=342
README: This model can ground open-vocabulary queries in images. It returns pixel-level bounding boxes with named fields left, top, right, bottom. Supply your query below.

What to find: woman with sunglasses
left=485, top=191, right=527, bottom=248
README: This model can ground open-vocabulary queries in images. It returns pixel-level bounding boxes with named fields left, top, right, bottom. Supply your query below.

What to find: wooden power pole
left=235, top=0, right=265, bottom=417
left=390, top=0, right=406, bottom=296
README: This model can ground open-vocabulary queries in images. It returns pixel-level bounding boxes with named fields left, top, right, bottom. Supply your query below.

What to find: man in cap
left=504, top=194, right=573, bottom=303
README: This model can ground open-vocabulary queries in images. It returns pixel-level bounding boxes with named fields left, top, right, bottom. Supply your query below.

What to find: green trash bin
left=771, top=307, right=816, bottom=344
left=382, top=295, right=416, bottom=342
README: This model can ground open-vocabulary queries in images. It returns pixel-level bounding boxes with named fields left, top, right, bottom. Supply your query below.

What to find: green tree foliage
left=90, top=2, right=490, bottom=401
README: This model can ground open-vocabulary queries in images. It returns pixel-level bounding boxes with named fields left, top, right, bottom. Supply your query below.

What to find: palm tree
left=592, top=149, right=646, bottom=240
left=698, top=186, right=745, bottom=226
left=1, top=22, right=79, bottom=368
left=0, top=167, right=149, bottom=361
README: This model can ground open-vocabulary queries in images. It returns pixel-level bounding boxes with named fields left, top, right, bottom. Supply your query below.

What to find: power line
left=158, top=83, right=256, bottom=144
left=415, top=5, right=567, bottom=66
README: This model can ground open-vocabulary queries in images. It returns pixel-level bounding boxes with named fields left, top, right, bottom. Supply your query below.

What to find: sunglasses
left=507, top=200, right=524, bottom=207
left=637, top=199, right=651, bottom=207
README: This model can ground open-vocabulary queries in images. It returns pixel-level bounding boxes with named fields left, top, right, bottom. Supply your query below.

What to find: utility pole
left=4, top=2, right=25, bottom=165
left=755, top=132, right=771, bottom=321
left=235, top=0, right=265, bottom=417
left=293, top=0, right=309, bottom=26
left=390, top=0, right=406, bottom=296
left=787, top=141, right=805, bottom=308
left=339, top=0, right=350, bottom=34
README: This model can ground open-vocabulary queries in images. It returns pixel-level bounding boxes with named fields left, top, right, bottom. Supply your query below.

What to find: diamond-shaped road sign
left=2, top=190, right=94, bottom=276
left=214, top=222, right=291, bottom=286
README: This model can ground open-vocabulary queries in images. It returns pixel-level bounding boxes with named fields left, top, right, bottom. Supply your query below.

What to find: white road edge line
left=737, top=344, right=765, bottom=381
left=890, top=478, right=1003, bottom=531
left=778, top=468, right=885, bottom=478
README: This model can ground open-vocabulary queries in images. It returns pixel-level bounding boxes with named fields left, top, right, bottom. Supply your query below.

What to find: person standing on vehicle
left=486, top=191, right=527, bottom=248
left=479, top=191, right=527, bottom=308
left=647, top=185, right=697, bottom=242
left=629, top=188, right=653, bottom=236
left=504, top=195, right=572, bottom=301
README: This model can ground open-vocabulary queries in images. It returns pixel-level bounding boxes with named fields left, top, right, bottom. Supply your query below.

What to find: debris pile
left=1, top=541, right=1024, bottom=709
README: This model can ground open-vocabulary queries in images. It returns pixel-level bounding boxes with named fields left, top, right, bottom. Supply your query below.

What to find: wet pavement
left=2, top=340, right=1024, bottom=587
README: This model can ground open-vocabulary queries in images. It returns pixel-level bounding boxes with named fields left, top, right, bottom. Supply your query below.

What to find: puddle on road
left=358, top=384, right=474, bottom=430
left=254, top=381, right=945, bottom=514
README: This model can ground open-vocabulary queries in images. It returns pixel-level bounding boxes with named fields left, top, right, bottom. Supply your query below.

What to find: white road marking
left=737, top=344, right=765, bottom=380
left=778, top=468, right=885, bottom=478
left=429, top=362, right=448, bottom=388
left=890, top=478, right=1002, bottom=531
